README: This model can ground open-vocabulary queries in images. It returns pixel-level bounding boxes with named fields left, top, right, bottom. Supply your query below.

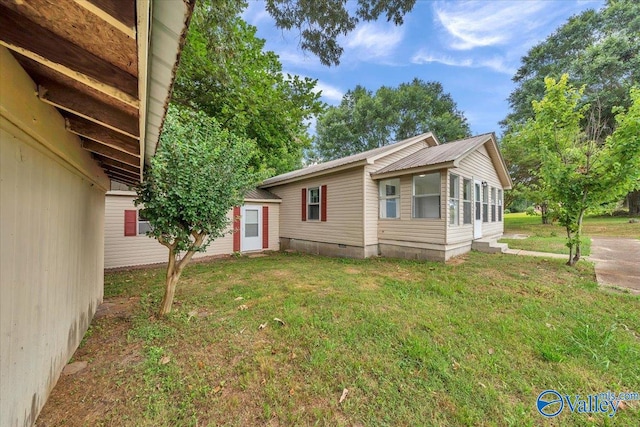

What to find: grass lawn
left=37, top=252, right=640, bottom=426
left=500, top=213, right=640, bottom=255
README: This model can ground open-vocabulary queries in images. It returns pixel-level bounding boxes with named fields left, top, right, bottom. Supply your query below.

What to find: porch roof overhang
left=0, top=0, right=194, bottom=187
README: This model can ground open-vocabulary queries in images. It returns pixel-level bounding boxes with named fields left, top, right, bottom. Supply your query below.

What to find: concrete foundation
left=280, top=238, right=366, bottom=258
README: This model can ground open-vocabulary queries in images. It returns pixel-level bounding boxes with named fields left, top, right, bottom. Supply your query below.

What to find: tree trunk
left=541, top=203, right=550, bottom=224
left=566, top=226, right=574, bottom=266
left=572, top=211, right=585, bottom=265
left=159, top=273, right=179, bottom=316
left=629, top=190, right=640, bottom=216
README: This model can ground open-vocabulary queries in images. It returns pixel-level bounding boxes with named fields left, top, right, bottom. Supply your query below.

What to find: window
left=491, top=187, right=496, bottom=222
left=308, top=187, right=320, bottom=220
left=498, top=189, right=503, bottom=222
left=482, top=185, right=488, bottom=223
left=449, top=174, right=459, bottom=225
left=379, top=178, right=400, bottom=219
left=475, top=182, right=481, bottom=221
left=138, top=209, right=152, bottom=235
left=245, top=209, right=259, bottom=237
left=413, top=173, right=440, bottom=219
left=463, top=179, right=472, bottom=224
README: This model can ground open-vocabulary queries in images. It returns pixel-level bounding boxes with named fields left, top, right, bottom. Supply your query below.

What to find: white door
left=474, top=181, right=482, bottom=239
left=241, top=205, right=262, bottom=251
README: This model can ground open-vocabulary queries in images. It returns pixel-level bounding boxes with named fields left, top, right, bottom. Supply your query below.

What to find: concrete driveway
left=589, top=237, right=640, bottom=294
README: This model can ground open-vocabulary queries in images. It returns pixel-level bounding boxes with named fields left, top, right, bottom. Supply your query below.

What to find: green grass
left=500, top=213, right=640, bottom=255
left=42, top=252, right=640, bottom=426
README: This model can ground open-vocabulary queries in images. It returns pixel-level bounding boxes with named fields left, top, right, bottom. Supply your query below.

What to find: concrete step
left=472, top=238, right=508, bottom=254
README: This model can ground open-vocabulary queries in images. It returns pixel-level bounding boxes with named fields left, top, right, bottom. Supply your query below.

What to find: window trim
left=491, top=187, right=497, bottom=222
left=498, top=189, right=503, bottom=222
left=482, top=185, right=489, bottom=223
left=449, top=173, right=460, bottom=226
left=307, top=186, right=320, bottom=221
left=379, top=178, right=401, bottom=219
left=412, top=172, right=441, bottom=219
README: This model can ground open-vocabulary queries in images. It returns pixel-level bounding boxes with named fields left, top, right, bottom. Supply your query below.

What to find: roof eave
left=260, top=160, right=369, bottom=188
left=142, top=0, right=195, bottom=170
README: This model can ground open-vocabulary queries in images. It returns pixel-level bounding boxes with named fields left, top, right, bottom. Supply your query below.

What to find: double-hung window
left=308, top=187, right=320, bottom=220
left=449, top=174, right=459, bottom=225
left=413, top=173, right=440, bottom=219
left=482, top=186, right=488, bottom=223
left=138, top=210, right=152, bottom=235
left=379, top=178, right=400, bottom=219
left=498, top=189, right=503, bottom=222
left=463, top=179, right=472, bottom=224
left=491, top=187, right=496, bottom=222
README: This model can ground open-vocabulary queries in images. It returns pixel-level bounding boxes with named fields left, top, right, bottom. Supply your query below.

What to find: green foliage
left=504, top=0, right=640, bottom=132
left=265, top=0, right=417, bottom=66
left=136, top=104, right=261, bottom=254
left=514, top=75, right=640, bottom=263
left=173, top=0, right=324, bottom=174
left=313, top=79, right=470, bottom=161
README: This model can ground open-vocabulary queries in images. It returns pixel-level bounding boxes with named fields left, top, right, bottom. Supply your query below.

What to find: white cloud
left=411, top=50, right=516, bottom=75
left=242, top=1, right=271, bottom=26
left=433, top=0, right=549, bottom=50
left=314, top=81, right=344, bottom=102
left=345, top=22, right=404, bottom=59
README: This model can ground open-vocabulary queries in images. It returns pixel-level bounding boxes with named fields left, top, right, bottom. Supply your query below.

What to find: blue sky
left=243, top=0, right=604, bottom=138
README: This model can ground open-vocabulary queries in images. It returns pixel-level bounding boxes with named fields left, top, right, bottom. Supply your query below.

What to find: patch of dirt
left=446, top=255, right=468, bottom=266
left=94, top=296, right=140, bottom=320
left=344, top=267, right=363, bottom=275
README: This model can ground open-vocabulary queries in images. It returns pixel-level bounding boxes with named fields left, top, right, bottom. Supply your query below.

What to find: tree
left=314, top=79, right=470, bottom=161
left=173, top=0, right=324, bottom=174
left=516, top=75, right=640, bottom=266
left=265, top=0, right=417, bottom=66
left=136, top=105, right=262, bottom=316
left=501, top=0, right=640, bottom=217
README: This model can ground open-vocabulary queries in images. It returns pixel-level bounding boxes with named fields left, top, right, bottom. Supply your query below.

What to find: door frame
left=473, top=180, right=483, bottom=239
left=241, top=204, right=262, bottom=252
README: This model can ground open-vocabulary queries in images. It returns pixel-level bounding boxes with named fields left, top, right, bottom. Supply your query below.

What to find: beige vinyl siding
left=269, top=167, right=364, bottom=247
left=378, top=171, right=447, bottom=245
left=1, top=46, right=108, bottom=427
left=445, top=171, right=474, bottom=244
left=449, top=144, right=504, bottom=242
left=364, top=141, right=429, bottom=245
left=105, top=195, right=280, bottom=268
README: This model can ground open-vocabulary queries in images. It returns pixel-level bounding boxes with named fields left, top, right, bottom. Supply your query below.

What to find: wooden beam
left=107, top=173, right=138, bottom=187
left=73, top=0, right=136, bottom=38
left=0, top=5, right=139, bottom=107
left=38, top=81, right=139, bottom=138
left=106, top=168, right=140, bottom=182
left=66, top=115, right=139, bottom=156
left=82, top=138, right=139, bottom=167
left=88, top=0, right=135, bottom=29
left=94, top=155, right=140, bottom=174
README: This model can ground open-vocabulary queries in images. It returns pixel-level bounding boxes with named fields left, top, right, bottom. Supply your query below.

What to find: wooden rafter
left=95, top=155, right=140, bottom=174
left=82, top=138, right=139, bottom=167
left=73, top=0, right=136, bottom=37
left=107, top=168, right=140, bottom=182
left=107, top=173, right=138, bottom=187
left=66, top=115, right=139, bottom=156
left=38, top=81, right=139, bottom=138
left=0, top=4, right=139, bottom=108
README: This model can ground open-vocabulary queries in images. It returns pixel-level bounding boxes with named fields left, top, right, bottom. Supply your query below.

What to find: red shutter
left=233, top=206, right=240, bottom=252
left=124, top=210, right=137, bottom=236
left=301, top=188, right=307, bottom=221
left=321, top=184, right=327, bottom=222
left=262, top=206, right=269, bottom=249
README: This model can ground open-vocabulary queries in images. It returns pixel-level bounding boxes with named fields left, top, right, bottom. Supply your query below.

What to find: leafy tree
left=314, top=79, right=470, bottom=160
left=502, top=0, right=640, bottom=216
left=265, top=0, right=417, bottom=66
left=515, top=75, right=640, bottom=266
left=136, top=105, right=261, bottom=316
left=173, top=0, right=324, bottom=174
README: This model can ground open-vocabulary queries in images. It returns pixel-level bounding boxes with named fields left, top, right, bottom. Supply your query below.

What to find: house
left=104, top=185, right=280, bottom=269
left=260, top=132, right=513, bottom=261
left=0, top=1, right=193, bottom=425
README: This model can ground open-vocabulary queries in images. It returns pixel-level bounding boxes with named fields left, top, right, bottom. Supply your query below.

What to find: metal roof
left=245, top=188, right=281, bottom=200
left=372, top=133, right=494, bottom=176
left=261, top=132, right=437, bottom=187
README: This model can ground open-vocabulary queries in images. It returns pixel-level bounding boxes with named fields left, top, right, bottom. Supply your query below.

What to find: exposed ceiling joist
left=95, top=155, right=140, bottom=174
left=107, top=167, right=140, bottom=182
left=107, top=173, right=139, bottom=187
left=38, top=82, right=139, bottom=139
left=82, top=138, right=140, bottom=167
left=0, top=4, right=139, bottom=108
left=73, top=0, right=136, bottom=37
left=67, top=115, right=139, bottom=156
